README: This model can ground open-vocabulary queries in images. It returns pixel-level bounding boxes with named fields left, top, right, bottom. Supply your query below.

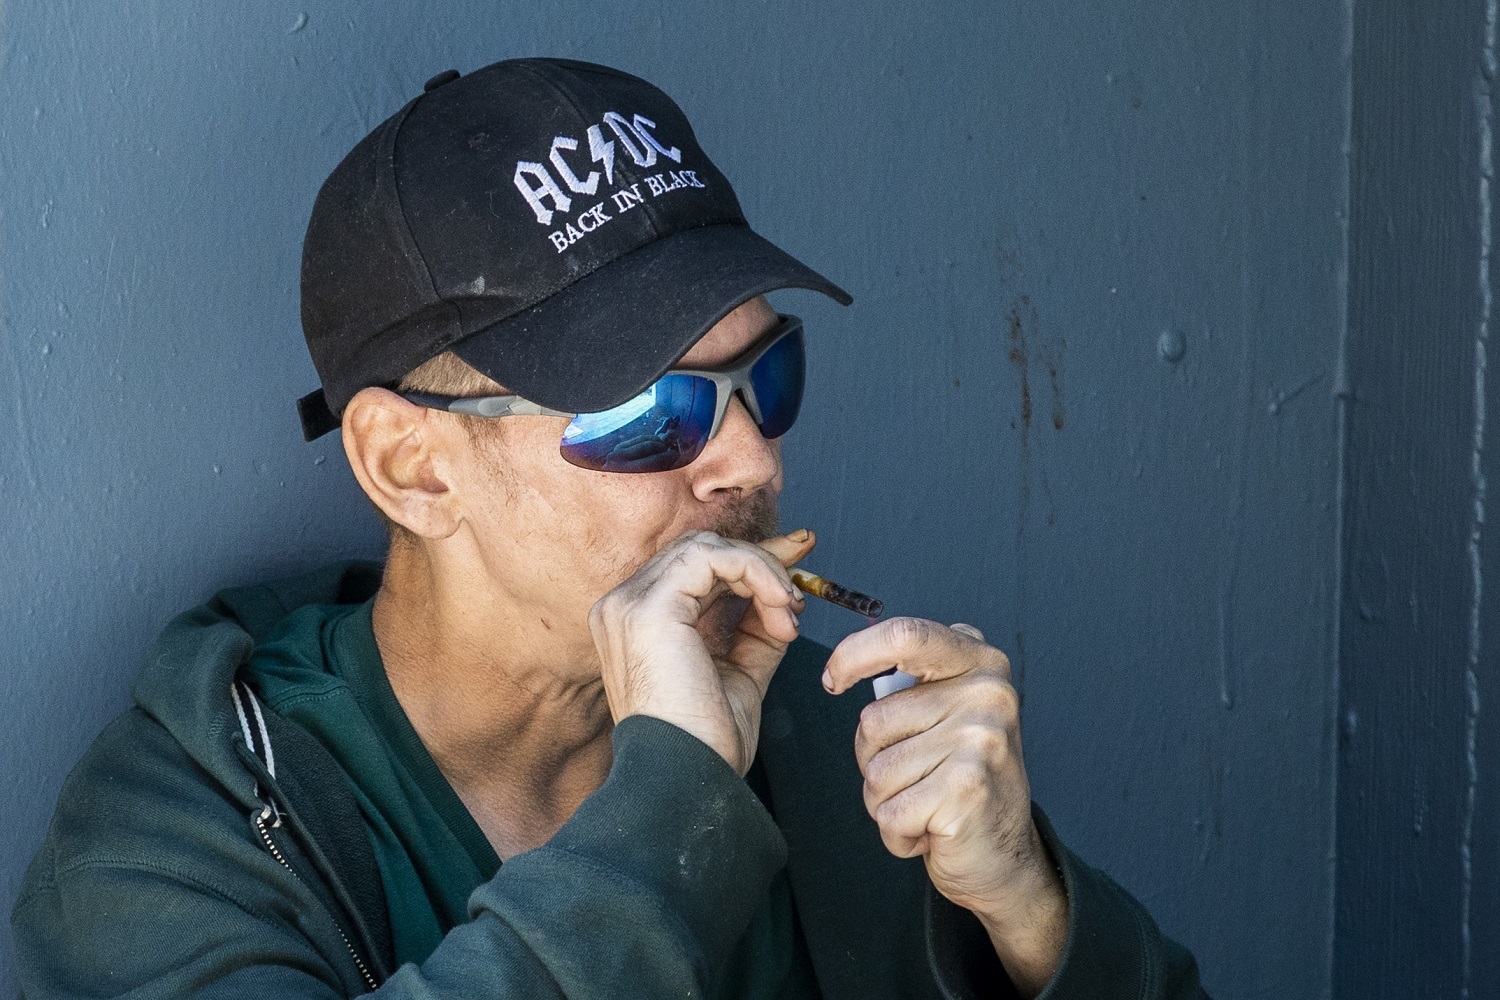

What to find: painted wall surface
left=1, top=3, right=1351, bottom=997
left=1335, top=2, right=1500, bottom=997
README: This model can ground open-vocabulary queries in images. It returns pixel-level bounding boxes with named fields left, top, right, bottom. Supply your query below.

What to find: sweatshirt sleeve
left=13, top=715, right=787, bottom=1000
left=397, top=714, right=789, bottom=996
left=1031, top=807, right=1210, bottom=1000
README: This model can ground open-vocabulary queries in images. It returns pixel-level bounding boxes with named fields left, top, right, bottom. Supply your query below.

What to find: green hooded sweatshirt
left=12, top=561, right=1209, bottom=999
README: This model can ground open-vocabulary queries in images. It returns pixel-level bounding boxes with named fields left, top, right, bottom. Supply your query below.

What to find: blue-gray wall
left=1, top=3, right=1478, bottom=999
left=1334, top=1, right=1500, bottom=996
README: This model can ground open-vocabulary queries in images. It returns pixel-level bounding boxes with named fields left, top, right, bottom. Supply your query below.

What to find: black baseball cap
left=296, top=57, right=852, bottom=440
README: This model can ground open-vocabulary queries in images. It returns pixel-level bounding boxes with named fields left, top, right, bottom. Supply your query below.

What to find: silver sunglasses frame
left=397, top=314, right=804, bottom=444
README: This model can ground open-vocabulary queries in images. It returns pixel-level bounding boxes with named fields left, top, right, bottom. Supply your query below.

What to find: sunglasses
left=397, top=314, right=806, bottom=473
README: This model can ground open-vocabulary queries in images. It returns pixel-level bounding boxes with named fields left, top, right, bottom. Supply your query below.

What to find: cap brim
left=451, top=223, right=852, bottom=413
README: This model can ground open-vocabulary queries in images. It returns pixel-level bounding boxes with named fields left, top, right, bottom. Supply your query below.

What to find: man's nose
left=689, top=391, right=780, bottom=497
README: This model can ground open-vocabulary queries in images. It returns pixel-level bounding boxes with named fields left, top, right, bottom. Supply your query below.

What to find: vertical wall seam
left=1462, top=3, right=1495, bottom=997
left=1327, top=0, right=1355, bottom=994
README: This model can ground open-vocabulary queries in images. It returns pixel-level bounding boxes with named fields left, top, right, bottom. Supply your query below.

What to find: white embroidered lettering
left=611, top=183, right=645, bottom=213
left=514, top=161, right=572, bottom=225
left=548, top=203, right=618, bottom=252
left=517, top=110, right=691, bottom=227
left=549, top=136, right=600, bottom=195
left=632, top=114, right=682, bottom=163
left=603, top=111, right=655, bottom=167
left=587, top=124, right=616, bottom=186
left=644, top=172, right=688, bottom=195
left=577, top=202, right=611, bottom=231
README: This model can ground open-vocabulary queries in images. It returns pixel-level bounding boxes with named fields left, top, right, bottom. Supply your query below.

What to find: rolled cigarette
left=789, top=568, right=884, bottom=619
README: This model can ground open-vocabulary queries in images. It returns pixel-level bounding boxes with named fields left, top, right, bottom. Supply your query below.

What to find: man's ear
left=341, top=387, right=462, bottom=540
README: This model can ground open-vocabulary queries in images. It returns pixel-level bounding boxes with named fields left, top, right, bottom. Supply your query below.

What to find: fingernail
left=789, top=528, right=810, bottom=542
left=821, top=668, right=834, bottom=692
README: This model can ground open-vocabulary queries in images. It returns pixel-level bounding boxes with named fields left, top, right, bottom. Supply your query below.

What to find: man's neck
left=370, top=543, right=614, bottom=860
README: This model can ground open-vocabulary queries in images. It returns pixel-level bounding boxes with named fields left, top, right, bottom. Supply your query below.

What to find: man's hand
left=823, top=619, right=1068, bottom=998
left=589, top=529, right=814, bottom=776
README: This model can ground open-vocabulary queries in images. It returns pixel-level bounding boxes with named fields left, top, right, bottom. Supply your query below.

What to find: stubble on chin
left=712, top=488, right=780, bottom=544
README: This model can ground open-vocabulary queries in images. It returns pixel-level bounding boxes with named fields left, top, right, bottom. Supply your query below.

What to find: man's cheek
left=597, top=511, right=671, bottom=582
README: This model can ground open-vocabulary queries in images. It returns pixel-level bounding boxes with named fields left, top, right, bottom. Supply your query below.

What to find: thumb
left=758, top=528, right=818, bottom=568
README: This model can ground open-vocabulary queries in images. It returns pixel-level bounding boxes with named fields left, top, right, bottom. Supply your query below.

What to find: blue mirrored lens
left=749, top=326, right=805, bottom=439
left=559, top=374, right=717, bottom=472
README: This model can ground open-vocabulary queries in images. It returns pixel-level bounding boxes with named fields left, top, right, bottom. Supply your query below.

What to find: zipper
left=254, top=805, right=380, bottom=993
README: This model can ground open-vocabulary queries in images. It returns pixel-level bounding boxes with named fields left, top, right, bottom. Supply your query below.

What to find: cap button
left=424, top=69, right=461, bottom=92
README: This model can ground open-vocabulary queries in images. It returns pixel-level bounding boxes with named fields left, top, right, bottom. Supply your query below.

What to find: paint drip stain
left=1007, top=306, right=1032, bottom=430
left=1047, top=356, right=1065, bottom=430
left=1006, top=299, right=1065, bottom=436
left=1005, top=296, right=1061, bottom=528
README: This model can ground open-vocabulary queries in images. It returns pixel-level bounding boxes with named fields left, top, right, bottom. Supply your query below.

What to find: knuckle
left=963, top=720, right=1009, bottom=756
left=994, top=681, right=1020, bottom=717
left=975, top=674, right=1020, bottom=716
left=590, top=592, right=622, bottom=623
left=885, top=616, right=931, bottom=653
left=599, top=587, right=633, bottom=614
left=951, top=757, right=988, bottom=797
left=992, top=649, right=1012, bottom=676
left=882, top=831, right=920, bottom=859
left=875, top=795, right=922, bottom=838
left=874, top=797, right=901, bottom=828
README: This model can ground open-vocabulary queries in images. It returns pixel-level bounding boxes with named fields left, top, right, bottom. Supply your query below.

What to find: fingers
left=853, top=681, right=958, bottom=770
left=618, top=531, right=802, bottom=635
left=587, top=530, right=811, bottom=775
left=824, top=617, right=1009, bottom=694
left=861, top=711, right=1024, bottom=859
left=840, top=615, right=1046, bottom=935
left=757, top=529, right=814, bottom=615
left=730, top=588, right=803, bottom=662
left=854, top=669, right=1018, bottom=768
left=859, top=721, right=953, bottom=818
left=872, top=752, right=1000, bottom=858
left=589, top=533, right=803, bottom=687
left=855, top=672, right=1021, bottom=853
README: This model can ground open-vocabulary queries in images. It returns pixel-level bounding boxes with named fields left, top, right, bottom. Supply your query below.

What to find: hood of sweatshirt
left=128, top=559, right=383, bottom=814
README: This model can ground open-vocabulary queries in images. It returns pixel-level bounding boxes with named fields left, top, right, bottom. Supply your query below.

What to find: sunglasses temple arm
left=434, top=395, right=576, bottom=419
left=501, top=400, right=576, bottom=419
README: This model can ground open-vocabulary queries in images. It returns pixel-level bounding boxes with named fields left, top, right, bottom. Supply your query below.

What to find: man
left=13, top=58, right=1207, bottom=998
